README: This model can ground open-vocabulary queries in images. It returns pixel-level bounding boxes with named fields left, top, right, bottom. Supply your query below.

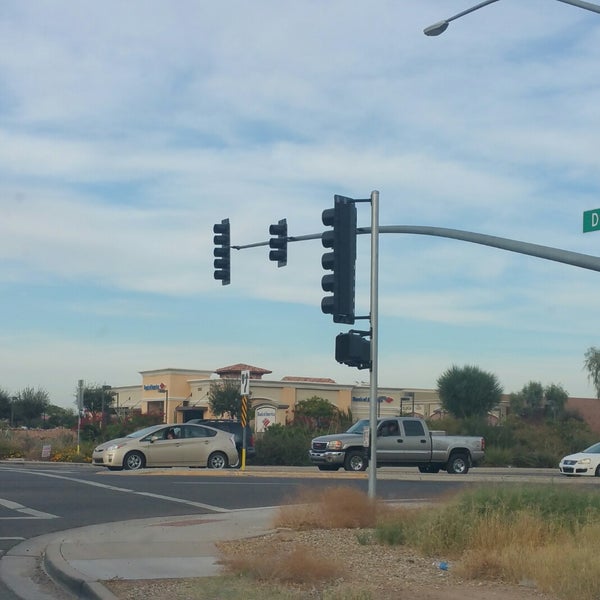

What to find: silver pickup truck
left=309, top=417, right=485, bottom=474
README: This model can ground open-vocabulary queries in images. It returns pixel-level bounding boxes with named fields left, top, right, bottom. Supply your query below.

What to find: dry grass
left=220, top=542, right=342, bottom=585
left=456, top=519, right=600, bottom=600
left=221, top=486, right=378, bottom=588
left=274, top=485, right=380, bottom=530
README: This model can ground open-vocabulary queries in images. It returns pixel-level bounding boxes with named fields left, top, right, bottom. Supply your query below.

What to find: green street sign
left=583, top=208, right=600, bottom=233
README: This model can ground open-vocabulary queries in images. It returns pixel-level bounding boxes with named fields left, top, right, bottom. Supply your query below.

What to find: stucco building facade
left=110, top=363, right=459, bottom=430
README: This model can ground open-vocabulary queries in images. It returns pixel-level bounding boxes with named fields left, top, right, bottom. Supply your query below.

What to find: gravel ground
left=105, top=528, right=557, bottom=600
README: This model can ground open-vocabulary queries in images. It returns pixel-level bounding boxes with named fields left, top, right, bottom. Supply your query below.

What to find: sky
left=2, top=0, right=600, bottom=409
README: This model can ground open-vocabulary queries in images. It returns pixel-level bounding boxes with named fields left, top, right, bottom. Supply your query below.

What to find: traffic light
left=213, top=218, right=230, bottom=285
left=335, top=332, right=371, bottom=370
left=321, top=195, right=357, bottom=324
left=268, top=218, right=288, bottom=267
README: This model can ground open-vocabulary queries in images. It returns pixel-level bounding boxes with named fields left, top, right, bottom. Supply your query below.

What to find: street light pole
left=424, top=0, right=600, bottom=36
left=367, top=190, right=380, bottom=499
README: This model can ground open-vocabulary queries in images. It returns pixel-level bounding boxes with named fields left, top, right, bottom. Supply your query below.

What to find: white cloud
left=1, top=1, right=600, bottom=406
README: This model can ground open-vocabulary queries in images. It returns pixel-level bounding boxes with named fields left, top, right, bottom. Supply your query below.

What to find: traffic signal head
left=213, top=218, right=231, bottom=285
left=321, top=195, right=357, bottom=324
left=268, top=218, right=288, bottom=267
left=335, top=332, right=371, bottom=370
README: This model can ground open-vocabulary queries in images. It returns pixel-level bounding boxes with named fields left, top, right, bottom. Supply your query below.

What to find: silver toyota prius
left=92, top=423, right=239, bottom=471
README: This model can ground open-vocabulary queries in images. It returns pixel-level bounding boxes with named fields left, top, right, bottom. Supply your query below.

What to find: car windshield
left=126, top=425, right=162, bottom=439
left=583, top=442, right=600, bottom=454
left=347, top=419, right=370, bottom=434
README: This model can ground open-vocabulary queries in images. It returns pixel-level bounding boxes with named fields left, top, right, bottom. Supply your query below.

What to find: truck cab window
left=380, top=421, right=399, bottom=437
left=403, top=420, right=425, bottom=436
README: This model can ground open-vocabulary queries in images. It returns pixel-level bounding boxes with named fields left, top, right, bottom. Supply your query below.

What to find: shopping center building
left=110, top=363, right=466, bottom=432
left=109, top=362, right=600, bottom=433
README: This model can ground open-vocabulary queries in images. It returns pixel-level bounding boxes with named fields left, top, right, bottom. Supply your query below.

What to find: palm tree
left=583, top=347, right=600, bottom=399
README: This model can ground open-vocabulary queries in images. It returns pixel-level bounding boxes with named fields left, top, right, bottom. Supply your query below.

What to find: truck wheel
left=447, top=453, right=469, bottom=474
left=318, top=465, right=340, bottom=471
left=344, top=450, right=368, bottom=472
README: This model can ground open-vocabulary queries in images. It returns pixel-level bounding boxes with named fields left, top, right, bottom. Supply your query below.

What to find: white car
left=92, top=423, right=238, bottom=471
left=559, top=442, right=600, bottom=477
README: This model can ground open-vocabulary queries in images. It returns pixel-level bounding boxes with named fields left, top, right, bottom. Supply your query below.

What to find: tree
left=0, top=388, right=11, bottom=421
left=584, top=346, right=600, bottom=399
left=544, top=383, right=568, bottom=418
left=12, top=387, right=50, bottom=427
left=510, top=381, right=544, bottom=418
left=510, top=381, right=569, bottom=419
left=437, top=365, right=503, bottom=419
left=44, top=404, right=77, bottom=429
left=293, top=396, right=352, bottom=430
left=82, top=385, right=115, bottom=427
left=208, top=379, right=241, bottom=420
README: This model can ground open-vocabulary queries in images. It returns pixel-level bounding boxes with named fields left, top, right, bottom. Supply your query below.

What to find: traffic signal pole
left=218, top=198, right=600, bottom=499
left=367, top=190, right=379, bottom=499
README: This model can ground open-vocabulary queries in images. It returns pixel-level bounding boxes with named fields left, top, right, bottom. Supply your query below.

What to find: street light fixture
left=424, top=0, right=600, bottom=36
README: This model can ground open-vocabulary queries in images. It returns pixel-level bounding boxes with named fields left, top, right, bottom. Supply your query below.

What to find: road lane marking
left=0, top=468, right=229, bottom=513
left=0, top=498, right=59, bottom=520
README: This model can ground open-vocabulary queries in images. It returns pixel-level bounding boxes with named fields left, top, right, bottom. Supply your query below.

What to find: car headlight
left=326, top=440, right=343, bottom=450
left=106, top=443, right=127, bottom=452
left=578, top=458, right=591, bottom=465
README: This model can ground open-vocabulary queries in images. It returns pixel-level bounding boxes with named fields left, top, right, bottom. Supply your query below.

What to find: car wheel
left=595, top=465, right=600, bottom=477
left=123, top=451, right=145, bottom=471
left=447, top=453, right=469, bottom=474
left=318, top=465, right=340, bottom=471
left=208, top=451, right=228, bottom=469
left=344, top=450, right=368, bottom=472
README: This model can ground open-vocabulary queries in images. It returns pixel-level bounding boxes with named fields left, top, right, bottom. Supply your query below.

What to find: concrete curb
left=44, top=543, right=118, bottom=600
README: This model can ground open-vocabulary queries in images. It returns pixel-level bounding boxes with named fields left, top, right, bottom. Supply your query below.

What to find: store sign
left=255, top=406, right=276, bottom=433
left=144, top=383, right=166, bottom=391
left=352, top=395, right=395, bottom=404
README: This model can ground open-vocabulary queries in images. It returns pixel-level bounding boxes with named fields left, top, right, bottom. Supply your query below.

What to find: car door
left=399, top=419, right=431, bottom=462
left=142, top=426, right=188, bottom=466
left=376, top=420, right=402, bottom=463
left=179, top=425, right=217, bottom=465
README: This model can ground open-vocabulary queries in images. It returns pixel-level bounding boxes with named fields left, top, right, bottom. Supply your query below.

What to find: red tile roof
left=215, top=364, right=272, bottom=379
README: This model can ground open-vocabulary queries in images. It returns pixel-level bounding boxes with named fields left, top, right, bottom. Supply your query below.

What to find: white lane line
left=0, top=498, right=59, bottom=519
left=0, top=469, right=229, bottom=513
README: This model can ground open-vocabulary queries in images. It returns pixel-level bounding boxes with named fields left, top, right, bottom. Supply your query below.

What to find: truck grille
left=312, top=442, right=328, bottom=451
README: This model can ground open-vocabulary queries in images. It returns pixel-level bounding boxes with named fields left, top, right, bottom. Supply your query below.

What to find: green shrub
left=255, top=424, right=314, bottom=466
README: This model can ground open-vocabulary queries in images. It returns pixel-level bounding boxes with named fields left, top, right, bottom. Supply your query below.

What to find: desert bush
left=222, top=543, right=342, bottom=585
left=254, top=424, right=313, bottom=466
left=275, top=485, right=379, bottom=530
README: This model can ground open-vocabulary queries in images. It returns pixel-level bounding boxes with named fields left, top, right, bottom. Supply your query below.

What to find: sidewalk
left=3, top=507, right=278, bottom=600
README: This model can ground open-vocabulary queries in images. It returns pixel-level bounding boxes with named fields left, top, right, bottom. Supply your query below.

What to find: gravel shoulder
left=104, top=528, right=557, bottom=600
